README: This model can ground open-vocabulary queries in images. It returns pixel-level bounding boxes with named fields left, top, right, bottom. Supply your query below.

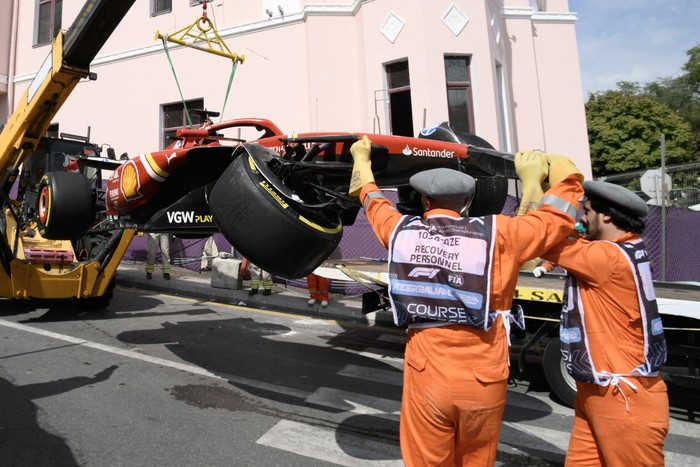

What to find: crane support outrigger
left=0, top=0, right=136, bottom=307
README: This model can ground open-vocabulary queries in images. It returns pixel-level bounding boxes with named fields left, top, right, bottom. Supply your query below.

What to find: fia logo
left=448, top=274, right=464, bottom=286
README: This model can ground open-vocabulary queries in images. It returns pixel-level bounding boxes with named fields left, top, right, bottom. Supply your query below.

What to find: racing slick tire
left=209, top=145, right=342, bottom=279
left=37, top=172, right=95, bottom=240
left=543, top=336, right=577, bottom=408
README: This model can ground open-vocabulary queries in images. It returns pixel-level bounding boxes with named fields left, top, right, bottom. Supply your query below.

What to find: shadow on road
left=0, top=365, right=118, bottom=466
left=116, top=315, right=403, bottom=458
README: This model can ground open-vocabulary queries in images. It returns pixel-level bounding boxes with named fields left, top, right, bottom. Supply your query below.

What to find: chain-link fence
left=599, top=162, right=700, bottom=210
left=598, top=162, right=700, bottom=282
left=124, top=175, right=700, bottom=291
left=124, top=201, right=392, bottom=297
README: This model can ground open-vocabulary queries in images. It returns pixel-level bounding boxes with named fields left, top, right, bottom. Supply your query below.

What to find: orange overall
left=543, top=232, right=669, bottom=466
left=360, top=176, right=583, bottom=466
left=307, top=273, right=330, bottom=301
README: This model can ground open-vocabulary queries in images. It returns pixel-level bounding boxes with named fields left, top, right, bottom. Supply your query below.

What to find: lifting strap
left=155, top=1, right=245, bottom=125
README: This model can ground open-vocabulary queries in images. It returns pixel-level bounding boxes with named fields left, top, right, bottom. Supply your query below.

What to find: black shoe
left=248, top=289, right=258, bottom=296
left=262, top=289, right=271, bottom=296
left=146, top=272, right=152, bottom=280
left=163, top=273, right=170, bottom=280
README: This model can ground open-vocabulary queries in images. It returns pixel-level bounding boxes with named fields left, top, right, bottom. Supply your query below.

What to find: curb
left=115, top=263, right=395, bottom=327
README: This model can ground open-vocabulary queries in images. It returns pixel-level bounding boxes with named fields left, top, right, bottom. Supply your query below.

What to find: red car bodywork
left=106, top=118, right=474, bottom=218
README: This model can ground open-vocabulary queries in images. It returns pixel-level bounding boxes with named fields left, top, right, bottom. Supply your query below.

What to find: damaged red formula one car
left=40, top=116, right=515, bottom=279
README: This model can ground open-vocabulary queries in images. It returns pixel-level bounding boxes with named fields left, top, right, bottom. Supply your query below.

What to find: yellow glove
left=348, top=135, right=375, bottom=196
left=514, top=150, right=548, bottom=216
left=546, top=154, right=584, bottom=186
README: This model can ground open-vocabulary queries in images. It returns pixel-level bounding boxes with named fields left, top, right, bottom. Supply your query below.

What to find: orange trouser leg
left=316, top=275, right=329, bottom=300
left=400, top=324, right=510, bottom=467
left=307, top=274, right=329, bottom=300
left=307, top=274, right=320, bottom=300
left=565, top=377, right=669, bottom=467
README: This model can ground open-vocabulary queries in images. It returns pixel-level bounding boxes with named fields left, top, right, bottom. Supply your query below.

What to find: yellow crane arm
left=0, top=32, right=87, bottom=177
left=0, top=0, right=136, bottom=182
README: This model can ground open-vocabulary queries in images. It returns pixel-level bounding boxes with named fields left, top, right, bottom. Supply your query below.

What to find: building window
left=46, top=123, right=59, bottom=138
left=162, top=99, right=204, bottom=149
left=444, top=55, right=475, bottom=134
left=35, top=0, right=62, bottom=46
left=386, top=60, right=414, bottom=137
left=151, top=0, right=172, bottom=17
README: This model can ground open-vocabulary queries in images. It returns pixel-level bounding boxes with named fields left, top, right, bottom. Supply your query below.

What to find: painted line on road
left=0, top=318, right=308, bottom=400
left=257, top=419, right=403, bottom=467
left=4, top=318, right=696, bottom=462
left=120, top=286, right=404, bottom=335
left=337, top=364, right=403, bottom=387
left=0, top=318, right=226, bottom=380
left=306, top=386, right=401, bottom=416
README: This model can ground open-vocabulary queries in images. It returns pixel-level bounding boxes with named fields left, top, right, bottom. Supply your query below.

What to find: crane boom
left=0, top=0, right=136, bottom=180
left=0, top=0, right=137, bottom=306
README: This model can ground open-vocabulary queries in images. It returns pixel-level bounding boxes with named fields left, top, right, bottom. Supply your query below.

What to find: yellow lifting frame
left=154, top=5, right=245, bottom=64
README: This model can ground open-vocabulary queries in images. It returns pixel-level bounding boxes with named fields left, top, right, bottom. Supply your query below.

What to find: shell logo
left=121, top=163, right=139, bottom=199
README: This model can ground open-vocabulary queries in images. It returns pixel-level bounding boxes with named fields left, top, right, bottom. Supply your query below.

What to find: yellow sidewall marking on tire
left=299, top=215, right=342, bottom=234
left=248, top=155, right=341, bottom=234
left=247, top=155, right=259, bottom=174
left=259, top=181, right=289, bottom=209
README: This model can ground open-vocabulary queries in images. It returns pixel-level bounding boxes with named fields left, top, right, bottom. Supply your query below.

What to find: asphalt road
left=1, top=286, right=698, bottom=466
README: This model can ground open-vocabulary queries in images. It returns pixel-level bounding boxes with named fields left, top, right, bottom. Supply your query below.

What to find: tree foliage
left=585, top=44, right=700, bottom=177
left=586, top=91, right=693, bottom=176
left=643, top=45, right=700, bottom=132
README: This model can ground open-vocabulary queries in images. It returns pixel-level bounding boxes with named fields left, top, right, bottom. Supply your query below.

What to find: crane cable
left=157, top=1, right=244, bottom=127
left=159, top=36, right=193, bottom=128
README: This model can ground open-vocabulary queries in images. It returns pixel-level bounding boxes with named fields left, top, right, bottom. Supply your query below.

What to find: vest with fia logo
left=559, top=239, right=667, bottom=384
left=388, top=214, right=497, bottom=328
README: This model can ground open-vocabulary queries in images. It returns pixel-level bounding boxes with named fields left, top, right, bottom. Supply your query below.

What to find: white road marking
left=4, top=318, right=697, bottom=463
left=306, top=387, right=400, bottom=417
left=0, top=319, right=225, bottom=380
left=257, top=420, right=402, bottom=467
left=337, top=364, right=403, bottom=386
left=665, top=451, right=700, bottom=466
left=0, top=318, right=312, bottom=399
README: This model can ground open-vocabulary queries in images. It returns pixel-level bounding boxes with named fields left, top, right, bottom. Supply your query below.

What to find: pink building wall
left=3, top=0, right=592, bottom=178
left=0, top=0, right=16, bottom=122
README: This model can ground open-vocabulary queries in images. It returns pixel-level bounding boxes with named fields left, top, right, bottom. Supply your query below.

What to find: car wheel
left=209, top=144, right=342, bottom=279
left=37, top=172, right=95, bottom=240
left=543, top=336, right=577, bottom=407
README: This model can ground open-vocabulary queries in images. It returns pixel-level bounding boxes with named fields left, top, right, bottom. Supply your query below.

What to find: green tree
left=680, top=44, right=700, bottom=96
left=585, top=90, right=693, bottom=176
left=642, top=45, right=700, bottom=157
left=643, top=47, right=700, bottom=131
